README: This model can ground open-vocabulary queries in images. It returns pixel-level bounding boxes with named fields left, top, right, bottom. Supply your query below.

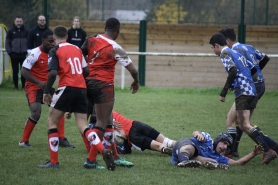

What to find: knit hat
left=105, top=17, right=120, bottom=29
left=213, top=132, right=233, bottom=150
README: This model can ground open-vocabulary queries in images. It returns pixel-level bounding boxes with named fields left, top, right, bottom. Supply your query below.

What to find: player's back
left=54, top=42, right=87, bottom=88
left=232, top=43, right=265, bottom=83
left=222, top=47, right=256, bottom=96
left=86, top=34, right=120, bottom=83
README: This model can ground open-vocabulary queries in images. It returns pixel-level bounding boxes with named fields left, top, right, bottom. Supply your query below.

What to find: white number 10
left=67, top=57, right=82, bottom=74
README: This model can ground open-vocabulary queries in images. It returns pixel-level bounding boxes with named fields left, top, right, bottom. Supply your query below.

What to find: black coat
left=27, top=25, right=50, bottom=50
left=5, top=24, right=29, bottom=55
left=67, top=27, right=87, bottom=48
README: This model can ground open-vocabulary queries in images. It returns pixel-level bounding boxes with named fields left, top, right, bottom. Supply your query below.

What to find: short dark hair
left=219, top=27, right=237, bottom=42
left=53, top=25, right=67, bottom=39
left=105, top=17, right=120, bottom=30
left=15, top=16, right=23, bottom=20
left=209, top=33, right=227, bottom=47
left=42, top=30, right=53, bottom=39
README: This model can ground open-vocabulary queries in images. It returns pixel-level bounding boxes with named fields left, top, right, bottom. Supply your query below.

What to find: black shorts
left=172, top=138, right=198, bottom=157
left=51, top=86, right=88, bottom=113
left=235, top=95, right=255, bottom=110
left=86, top=79, right=115, bottom=104
left=129, top=121, right=160, bottom=151
left=250, top=81, right=265, bottom=109
left=26, top=88, right=55, bottom=105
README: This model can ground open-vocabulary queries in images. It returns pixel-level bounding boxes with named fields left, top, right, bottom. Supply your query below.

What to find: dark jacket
left=67, top=27, right=87, bottom=48
left=5, top=24, right=29, bottom=56
left=27, top=25, right=50, bottom=50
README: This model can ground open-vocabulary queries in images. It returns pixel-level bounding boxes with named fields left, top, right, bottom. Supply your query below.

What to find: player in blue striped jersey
left=170, top=131, right=263, bottom=168
left=219, top=27, right=278, bottom=158
left=209, top=33, right=277, bottom=164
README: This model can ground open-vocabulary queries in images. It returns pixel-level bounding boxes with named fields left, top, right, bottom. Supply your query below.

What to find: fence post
left=238, top=0, right=246, bottom=43
left=138, top=20, right=147, bottom=86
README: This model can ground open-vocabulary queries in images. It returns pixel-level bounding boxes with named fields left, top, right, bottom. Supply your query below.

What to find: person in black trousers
left=5, top=16, right=29, bottom=90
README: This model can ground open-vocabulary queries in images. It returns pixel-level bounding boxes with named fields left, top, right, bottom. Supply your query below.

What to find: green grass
left=0, top=80, right=278, bottom=185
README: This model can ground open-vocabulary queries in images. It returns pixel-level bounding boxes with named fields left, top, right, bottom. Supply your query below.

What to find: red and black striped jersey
left=48, top=42, right=87, bottom=88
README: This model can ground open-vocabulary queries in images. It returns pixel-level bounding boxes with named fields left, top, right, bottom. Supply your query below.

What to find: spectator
left=5, top=16, right=28, bottom=90
left=27, top=15, right=50, bottom=52
left=67, top=16, right=87, bottom=48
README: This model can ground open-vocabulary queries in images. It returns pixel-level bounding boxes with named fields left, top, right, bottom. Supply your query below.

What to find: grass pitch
left=0, top=81, right=278, bottom=185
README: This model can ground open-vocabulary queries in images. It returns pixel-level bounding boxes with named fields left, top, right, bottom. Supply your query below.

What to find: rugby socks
left=248, top=127, right=270, bottom=152
left=178, top=152, right=190, bottom=163
left=163, top=137, right=174, bottom=148
left=20, top=117, right=37, bottom=142
left=57, top=116, right=65, bottom=140
left=85, top=127, right=105, bottom=162
left=254, top=125, right=277, bottom=149
left=104, top=126, right=119, bottom=159
left=48, top=129, right=59, bottom=164
left=232, top=124, right=243, bottom=153
left=227, top=127, right=236, bottom=143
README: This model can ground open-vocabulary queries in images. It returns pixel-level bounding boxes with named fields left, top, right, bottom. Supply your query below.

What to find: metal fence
left=0, top=0, right=277, bottom=30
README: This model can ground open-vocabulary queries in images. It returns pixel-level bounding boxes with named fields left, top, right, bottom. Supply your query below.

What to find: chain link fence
left=0, top=0, right=277, bottom=30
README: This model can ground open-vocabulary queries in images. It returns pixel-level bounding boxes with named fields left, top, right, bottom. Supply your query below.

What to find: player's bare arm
left=227, top=145, right=264, bottom=165
left=21, top=67, right=45, bottom=89
left=125, top=63, right=139, bottom=94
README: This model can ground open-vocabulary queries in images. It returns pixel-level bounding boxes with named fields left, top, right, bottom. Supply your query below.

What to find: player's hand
left=65, top=112, right=72, bottom=119
left=113, top=120, right=122, bottom=130
left=130, top=81, right=139, bottom=94
left=43, top=93, right=52, bottom=106
left=37, top=81, right=46, bottom=89
left=219, top=96, right=225, bottom=102
left=253, top=145, right=264, bottom=155
left=194, top=133, right=205, bottom=142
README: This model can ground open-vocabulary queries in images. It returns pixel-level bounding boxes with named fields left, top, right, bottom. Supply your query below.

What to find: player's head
left=72, top=16, right=80, bottom=29
left=42, top=30, right=55, bottom=52
left=53, top=25, right=68, bottom=42
left=219, top=27, right=236, bottom=48
left=209, top=33, right=227, bottom=56
left=213, top=132, right=233, bottom=154
left=219, top=27, right=237, bottom=42
left=105, top=17, right=120, bottom=40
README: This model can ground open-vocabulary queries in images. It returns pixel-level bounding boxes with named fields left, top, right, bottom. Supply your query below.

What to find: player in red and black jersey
left=81, top=17, right=139, bottom=167
left=20, top=30, right=74, bottom=148
left=38, top=26, right=115, bottom=170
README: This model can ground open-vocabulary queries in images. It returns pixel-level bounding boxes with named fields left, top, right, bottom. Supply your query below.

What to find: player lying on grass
left=109, top=110, right=176, bottom=155
left=170, top=131, right=264, bottom=170
left=65, top=110, right=134, bottom=168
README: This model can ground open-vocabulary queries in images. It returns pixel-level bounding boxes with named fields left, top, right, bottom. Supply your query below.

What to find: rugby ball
left=113, top=130, right=124, bottom=146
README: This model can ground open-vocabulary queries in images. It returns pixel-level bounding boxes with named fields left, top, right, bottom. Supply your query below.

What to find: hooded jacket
left=5, top=24, right=29, bottom=56
left=27, top=25, right=50, bottom=50
left=67, top=26, right=87, bottom=48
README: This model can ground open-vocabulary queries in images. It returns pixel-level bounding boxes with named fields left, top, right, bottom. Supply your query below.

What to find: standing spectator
left=209, top=33, right=277, bottom=164
left=81, top=17, right=139, bottom=168
left=5, top=16, right=28, bottom=90
left=20, top=30, right=75, bottom=149
left=67, top=16, right=87, bottom=48
left=38, top=26, right=115, bottom=170
left=27, top=15, right=50, bottom=52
